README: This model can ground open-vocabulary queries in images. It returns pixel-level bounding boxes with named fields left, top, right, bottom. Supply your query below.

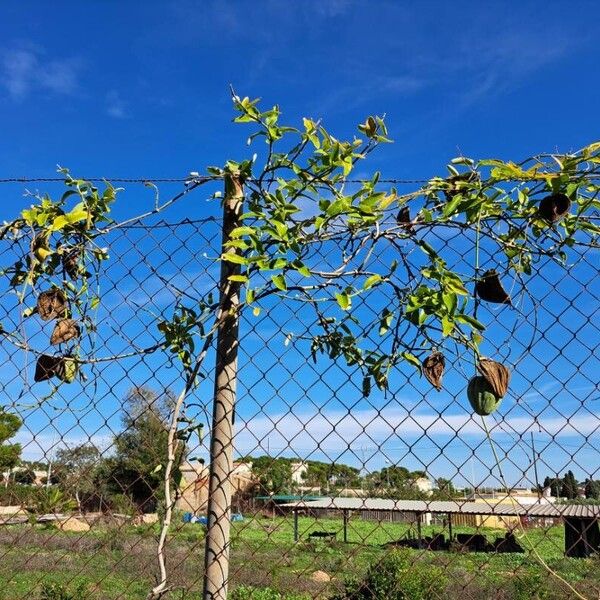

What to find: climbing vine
left=0, top=94, right=599, bottom=598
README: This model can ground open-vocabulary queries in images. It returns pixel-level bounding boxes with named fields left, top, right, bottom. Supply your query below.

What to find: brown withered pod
left=34, top=354, right=62, bottom=382
left=37, top=289, right=67, bottom=321
left=50, top=319, right=80, bottom=345
left=475, top=270, right=511, bottom=305
left=62, top=249, right=82, bottom=280
left=538, top=193, right=571, bottom=223
left=423, top=351, right=445, bottom=391
left=477, top=358, right=511, bottom=398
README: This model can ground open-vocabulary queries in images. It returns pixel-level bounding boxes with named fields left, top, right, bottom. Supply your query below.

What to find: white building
left=290, top=461, right=307, bottom=485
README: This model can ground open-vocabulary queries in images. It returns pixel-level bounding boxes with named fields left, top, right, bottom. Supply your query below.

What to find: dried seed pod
left=62, top=249, right=81, bottom=280
left=477, top=358, right=510, bottom=398
left=56, top=358, right=78, bottom=384
left=538, top=193, right=570, bottom=223
left=37, top=289, right=67, bottom=321
left=34, top=355, right=61, bottom=382
left=475, top=270, right=511, bottom=305
left=467, top=376, right=502, bottom=416
left=50, top=319, right=80, bottom=345
left=396, top=206, right=412, bottom=230
left=423, top=352, right=445, bottom=391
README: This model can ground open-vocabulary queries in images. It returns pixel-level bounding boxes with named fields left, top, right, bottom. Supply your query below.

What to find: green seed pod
left=467, top=376, right=502, bottom=416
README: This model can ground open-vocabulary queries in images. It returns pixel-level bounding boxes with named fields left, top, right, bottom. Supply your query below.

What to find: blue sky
left=1, top=1, right=599, bottom=489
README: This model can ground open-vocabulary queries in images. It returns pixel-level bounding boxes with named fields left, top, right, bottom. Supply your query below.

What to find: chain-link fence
left=0, top=179, right=599, bottom=600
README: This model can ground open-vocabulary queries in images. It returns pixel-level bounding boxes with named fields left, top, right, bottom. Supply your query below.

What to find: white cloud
left=233, top=406, right=600, bottom=456
left=1, top=47, right=81, bottom=100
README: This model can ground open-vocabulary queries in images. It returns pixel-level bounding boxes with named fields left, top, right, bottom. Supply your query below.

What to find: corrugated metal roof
left=281, top=497, right=600, bottom=518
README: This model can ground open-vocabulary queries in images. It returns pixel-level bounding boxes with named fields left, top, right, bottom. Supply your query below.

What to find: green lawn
left=0, top=515, right=598, bottom=599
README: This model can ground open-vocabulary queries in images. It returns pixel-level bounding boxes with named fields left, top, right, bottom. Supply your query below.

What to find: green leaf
left=335, top=292, right=351, bottom=310
left=363, top=274, right=382, bottom=290
left=441, top=315, right=454, bottom=337
left=417, top=240, right=438, bottom=258
left=379, top=308, right=393, bottom=335
left=50, top=207, right=88, bottom=231
left=445, top=277, right=469, bottom=295
left=271, top=274, right=287, bottom=291
left=402, top=352, right=422, bottom=372
left=221, top=253, right=248, bottom=265
left=228, top=274, right=248, bottom=283
left=456, top=314, right=485, bottom=330
left=230, top=226, right=255, bottom=238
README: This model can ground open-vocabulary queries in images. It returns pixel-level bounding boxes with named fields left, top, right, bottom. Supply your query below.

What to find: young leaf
left=228, top=274, right=249, bottom=283
left=271, top=274, right=287, bottom=291
left=402, top=352, right=422, bottom=372
left=335, top=292, right=351, bottom=310
left=363, top=274, right=382, bottom=290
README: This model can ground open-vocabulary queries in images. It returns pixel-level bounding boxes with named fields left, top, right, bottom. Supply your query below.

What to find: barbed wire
left=0, top=175, right=431, bottom=185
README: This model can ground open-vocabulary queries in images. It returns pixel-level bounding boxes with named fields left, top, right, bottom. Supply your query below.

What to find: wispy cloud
left=106, top=89, right=127, bottom=118
left=0, top=47, right=81, bottom=100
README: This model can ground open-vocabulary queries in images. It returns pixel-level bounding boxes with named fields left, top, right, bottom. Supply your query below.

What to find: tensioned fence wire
left=0, top=203, right=598, bottom=599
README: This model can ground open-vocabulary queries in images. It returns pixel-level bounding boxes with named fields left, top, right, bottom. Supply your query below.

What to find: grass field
left=0, top=514, right=598, bottom=599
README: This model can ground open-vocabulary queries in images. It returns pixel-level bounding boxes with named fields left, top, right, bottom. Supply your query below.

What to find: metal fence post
left=203, top=172, right=244, bottom=600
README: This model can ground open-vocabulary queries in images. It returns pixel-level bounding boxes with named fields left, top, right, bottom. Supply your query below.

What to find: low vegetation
left=0, top=514, right=597, bottom=599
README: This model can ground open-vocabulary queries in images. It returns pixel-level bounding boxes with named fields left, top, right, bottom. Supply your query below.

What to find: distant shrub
left=334, top=549, right=447, bottom=600
left=39, top=581, right=90, bottom=600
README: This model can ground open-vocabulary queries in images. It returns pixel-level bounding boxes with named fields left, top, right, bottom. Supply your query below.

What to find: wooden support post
left=417, top=514, right=422, bottom=549
left=294, top=509, right=299, bottom=543
left=202, top=172, right=244, bottom=600
left=343, top=509, right=348, bottom=543
left=448, top=513, right=453, bottom=542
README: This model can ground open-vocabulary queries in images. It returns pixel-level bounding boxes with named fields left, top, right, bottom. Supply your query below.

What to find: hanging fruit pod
left=538, top=193, right=570, bottom=223
left=50, top=319, right=80, bottom=345
left=34, top=355, right=62, bottom=382
left=423, top=351, right=445, bottom=391
left=37, top=289, right=67, bottom=321
left=396, top=206, right=413, bottom=233
left=477, top=358, right=510, bottom=398
left=475, top=270, right=511, bottom=305
left=34, top=355, right=78, bottom=383
left=62, top=249, right=82, bottom=280
left=467, top=376, right=503, bottom=416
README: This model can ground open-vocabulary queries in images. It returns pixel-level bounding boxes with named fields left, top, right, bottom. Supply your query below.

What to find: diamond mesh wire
left=0, top=206, right=598, bottom=600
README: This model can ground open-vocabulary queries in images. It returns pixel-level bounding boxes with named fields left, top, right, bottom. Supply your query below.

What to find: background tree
left=103, top=387, right=186, bottom=513
left=302, top=460, right=361, bottom=491
left=249, top=456, right=293, bottom=495
left=434, top=477, right=457, bottom=499
left=13, top=467, right=36, bottom=485
left=561, top=470, right=578, bottom=499
left=365, top=465, right=430, bottom=499
left=584, top=478, right=600, bottom=500
left=0, top=410, right=22, bottom=484
left=54, top=444, right=101, bottom=511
